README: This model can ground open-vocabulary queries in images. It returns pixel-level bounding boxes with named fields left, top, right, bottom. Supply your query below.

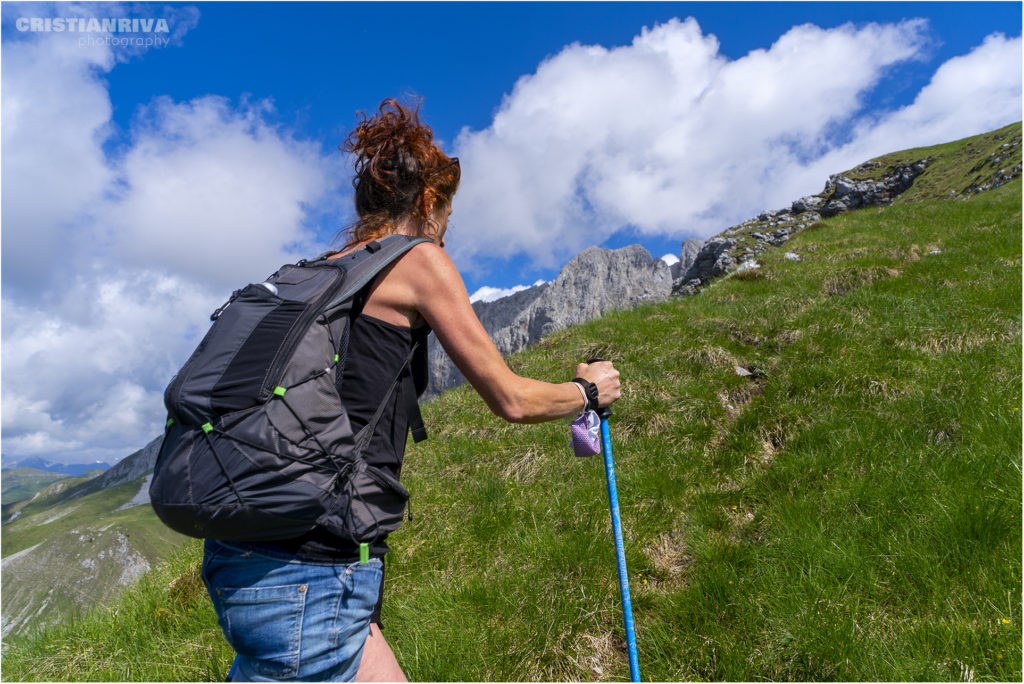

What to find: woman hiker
left=200, top=98, right=622, bottom=681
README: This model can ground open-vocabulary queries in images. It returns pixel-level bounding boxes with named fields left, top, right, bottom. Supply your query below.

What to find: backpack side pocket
left=332, top=462, right=410, bottom=542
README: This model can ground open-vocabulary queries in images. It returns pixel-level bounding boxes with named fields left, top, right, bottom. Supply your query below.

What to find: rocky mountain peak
left=427, top=244, right=671, bottom=396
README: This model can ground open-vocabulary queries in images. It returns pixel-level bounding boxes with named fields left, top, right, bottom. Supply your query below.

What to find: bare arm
left=398, top=244, right=620, bottom=423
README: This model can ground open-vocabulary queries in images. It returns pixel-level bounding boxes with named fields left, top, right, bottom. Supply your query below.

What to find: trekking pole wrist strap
left=570, top=381, right=589, bottom=415
left=572, top=378, right=600, bottom=412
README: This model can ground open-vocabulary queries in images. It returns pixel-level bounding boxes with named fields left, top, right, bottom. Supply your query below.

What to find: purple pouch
left=570, top=410, right=602, bottom=458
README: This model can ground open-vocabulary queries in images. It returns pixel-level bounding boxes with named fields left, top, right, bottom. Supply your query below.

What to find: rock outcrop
left=673, top=238, right=705, bottom=280
left=430, top=155, right=939, bottom=388
left=427, top=245, right=671, bottom=396
left=955, top=137, right=1022, bottom=197
left=819, top=160, right=930, bottom=217
left=671, top=158, right=932, bottom=294
left=673, top=237, right=737, bottom=295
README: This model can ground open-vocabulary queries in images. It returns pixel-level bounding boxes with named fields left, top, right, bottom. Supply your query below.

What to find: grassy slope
left=1, top=475, right=188, bottom=639
left=1, top=129, right=1019, bottom=681
left=389, top=180, right=1022, bottom=682
left=1, top=477, right=186, bottom=559
left=843, top=121, right=1021, bottom=201
left=1, top=469, right=74, bottom=507
left=1, top=473, right=100, bottom=525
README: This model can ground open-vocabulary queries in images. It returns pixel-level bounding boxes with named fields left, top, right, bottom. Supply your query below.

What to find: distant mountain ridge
left=2, top=457, right=111, bottom=476
left=1, top=468, right=81, bottom=507
left=54, top=437, right=162, bottom=504
left=427, top=244, right=672, bottom=396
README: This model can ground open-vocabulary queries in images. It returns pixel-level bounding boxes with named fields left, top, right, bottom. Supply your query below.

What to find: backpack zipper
left=259, top=265, right=348, bottom=401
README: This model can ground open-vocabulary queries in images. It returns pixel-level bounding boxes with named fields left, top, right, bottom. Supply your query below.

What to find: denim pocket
left=218, top=583, right=307, bottom=679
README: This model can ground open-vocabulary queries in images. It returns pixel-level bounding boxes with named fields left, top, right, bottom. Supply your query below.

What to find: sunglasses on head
left=425, top=157, right=459, bottom=178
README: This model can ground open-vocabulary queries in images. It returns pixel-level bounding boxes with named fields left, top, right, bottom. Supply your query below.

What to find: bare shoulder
left=389, top=242, right=469, bottom=312
left=401, top=241, right=454, bottom=270
left=395, top=242, right=461, bottom=287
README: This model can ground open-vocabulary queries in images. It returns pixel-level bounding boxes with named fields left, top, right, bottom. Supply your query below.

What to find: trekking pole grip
left=586, top=357, right=613, bottom=419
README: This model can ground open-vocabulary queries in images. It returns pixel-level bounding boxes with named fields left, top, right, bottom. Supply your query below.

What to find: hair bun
left=339, top=97, right=460, bottom=247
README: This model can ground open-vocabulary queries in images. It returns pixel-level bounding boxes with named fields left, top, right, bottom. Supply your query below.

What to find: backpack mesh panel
left=334, top=324, right=351, bottom=393
left=312, top=375, right=342, bottom=417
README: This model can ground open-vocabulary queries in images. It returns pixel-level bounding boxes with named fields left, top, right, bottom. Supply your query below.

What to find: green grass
left=1, top=472, right=101, bottom=525
left=1, top=473, right=191, bottom=641
left=1, top=468, right=76, bottom=507
left=382, top=182, right=1021, bottom=682
left=1, top=479, right=181, bottom=558
left=1, top=540, right=232, bottom=681
left=843, top=121, right=1021, bottom=202
left=2, top=179, right=1019, bottom=679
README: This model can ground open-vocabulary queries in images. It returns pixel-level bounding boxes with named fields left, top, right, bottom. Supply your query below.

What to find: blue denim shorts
left=201, top=539, right=383, bottom=682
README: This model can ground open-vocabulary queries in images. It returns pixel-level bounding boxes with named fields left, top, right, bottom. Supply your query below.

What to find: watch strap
left=572, top=377, right=600, bottom=412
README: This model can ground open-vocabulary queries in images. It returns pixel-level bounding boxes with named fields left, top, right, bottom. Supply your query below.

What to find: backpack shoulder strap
left=324, top=235, right=431, bottom=311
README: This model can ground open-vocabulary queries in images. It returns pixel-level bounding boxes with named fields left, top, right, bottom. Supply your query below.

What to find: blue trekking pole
left=588, top=358, right=640, bottom=682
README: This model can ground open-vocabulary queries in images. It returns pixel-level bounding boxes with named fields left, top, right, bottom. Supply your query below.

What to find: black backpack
left=150, top=234, right=430, bottom=543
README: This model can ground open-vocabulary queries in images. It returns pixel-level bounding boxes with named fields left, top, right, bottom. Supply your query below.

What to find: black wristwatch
left=572, top=377, right=600, bottom=412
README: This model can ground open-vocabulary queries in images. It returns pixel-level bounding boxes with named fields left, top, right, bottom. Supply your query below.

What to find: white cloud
left=0, top=31, right=115, bottom=293
left=103, top=95, right=341, bottom=290
left=1, top=23, right=341, bottom=464
left=447, top=18, right=1019, bottom=273
left=661, top=253, right=679, bottom=266
left=1, top=270, right=222, bottom=462
left=1, top=3, right=202, bottom=295
left=793, top=32, right=1023, bottom=192
left=469, top=279, right=547, bottom=303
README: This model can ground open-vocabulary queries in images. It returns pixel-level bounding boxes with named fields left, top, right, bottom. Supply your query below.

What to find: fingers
left=577, top=360, right=621, bottom=408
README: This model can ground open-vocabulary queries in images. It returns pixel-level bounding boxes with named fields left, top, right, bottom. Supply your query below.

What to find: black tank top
left=255, top=312, right=430, bottom=562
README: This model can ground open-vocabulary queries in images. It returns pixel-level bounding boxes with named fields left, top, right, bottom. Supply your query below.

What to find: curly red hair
left=340, top=98, right=460, bottom=247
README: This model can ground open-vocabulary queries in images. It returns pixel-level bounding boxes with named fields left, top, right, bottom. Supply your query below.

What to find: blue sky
left=93, top=0, right=1021, bottom=285
left=2, top=1, right=1021, bottom=464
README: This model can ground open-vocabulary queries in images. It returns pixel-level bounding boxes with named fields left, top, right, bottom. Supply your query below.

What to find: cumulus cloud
left=469, top=279, right=548, bottom=303
left=447, top=17, right=1019, bottom=272
left=0, top=29, right=115, bottom=294
left=793, top=32, right=1023, bottom=192
left=102, top=95, right=340, bottom=290
left=1, top=269, right=223, bottom=459
left=1, top=19, right=342, bottom=464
